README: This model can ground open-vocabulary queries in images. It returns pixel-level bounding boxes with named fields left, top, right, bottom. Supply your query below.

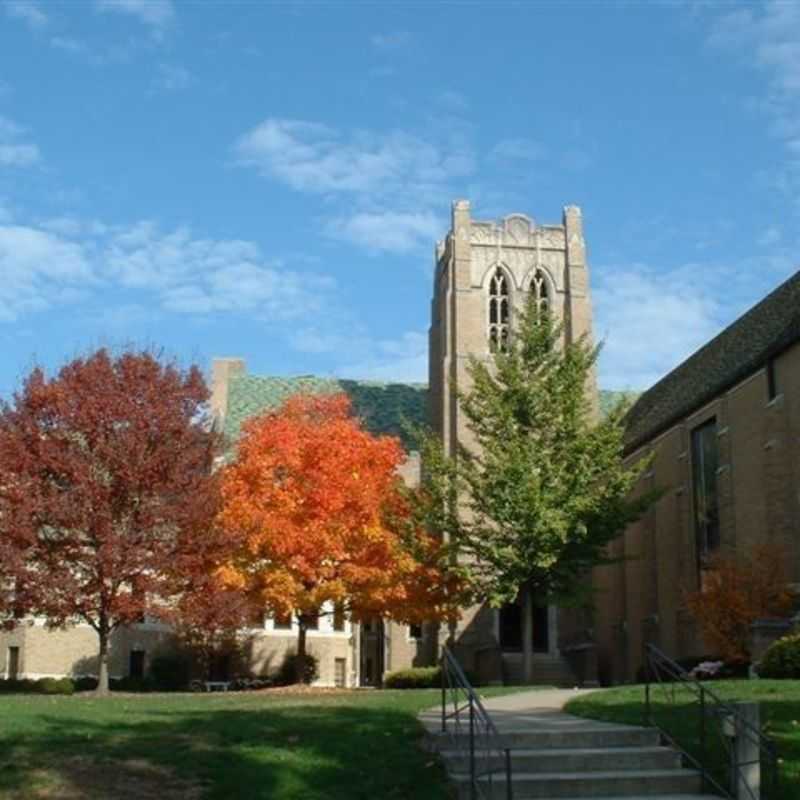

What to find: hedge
left=758, top=633, right=800, bottom=679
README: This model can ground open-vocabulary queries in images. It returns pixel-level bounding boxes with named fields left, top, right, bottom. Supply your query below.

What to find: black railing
left=440, top=646, right=512, bottom=800
left=644, top=643, right=779, bottom=799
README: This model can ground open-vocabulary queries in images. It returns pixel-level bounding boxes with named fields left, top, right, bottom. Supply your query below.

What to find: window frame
left=691, top=417, right=721, bottom=571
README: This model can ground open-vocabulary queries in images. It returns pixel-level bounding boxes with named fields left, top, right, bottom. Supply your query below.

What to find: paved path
left=420, top=687, right=610, bottom=734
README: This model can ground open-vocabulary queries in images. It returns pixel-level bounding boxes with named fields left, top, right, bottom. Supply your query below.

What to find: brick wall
left=594, top=340, right=800, bottom=682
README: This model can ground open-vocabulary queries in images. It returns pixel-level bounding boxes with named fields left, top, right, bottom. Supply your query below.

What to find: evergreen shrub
left=758, top=634, right=800, bottom=679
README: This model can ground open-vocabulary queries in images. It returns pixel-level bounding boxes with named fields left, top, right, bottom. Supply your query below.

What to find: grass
left=0, top=686, right=522, bottom=800
left=566, top=680, right=800, bottom=799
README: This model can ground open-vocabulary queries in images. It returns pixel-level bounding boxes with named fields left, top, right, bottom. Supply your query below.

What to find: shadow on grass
left=0, top=702, right=450, bottom=800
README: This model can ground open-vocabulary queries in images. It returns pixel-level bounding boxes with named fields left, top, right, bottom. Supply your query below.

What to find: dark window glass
left=767, top=359, right=777, bottom=401
left=533, top=605, right=549, bottom=653
left=333, top=605, right=346, bottom=632
left=334, top=657, right=346, bottom=688
left=500, top=602, right=549, bottom=652
left=692, top=418, right=720, bottom=567
left=273, top=611, right=292, bottom=630
left=499, top=603, right=522, bottom=650
left=530, top=269, right=549, bottom=316
left=409, top=623, right=423, bottom=640
left=488, top=269, right=511, bottom=351
left=129, top=649, right=145, bottom=680
left=7, top=647, right=19, bottom=680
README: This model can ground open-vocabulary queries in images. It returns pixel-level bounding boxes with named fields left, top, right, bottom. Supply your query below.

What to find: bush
left=0, top=677, right=75, bottom=694
left=384, top=666, right=441, bottom=689
left=73, top=676, right=99, bottom=692
left=0, top=678, right=35, bottom=693
left=758, top=634, right=800, bottom=679
left=147, top=654, right=191, bottom=691
left=110, top=676, right=156, bottom=692
left=276, top=653, right=319, bottom=686
left=35, top=677, right=74, bottom=695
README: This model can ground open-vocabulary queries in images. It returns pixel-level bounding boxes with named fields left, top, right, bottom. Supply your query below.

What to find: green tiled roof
left=624, top=269, right=800, bottom=453
left=224, top=375, right=428, bottom=451
left=224, top=377, right=638, bottom=453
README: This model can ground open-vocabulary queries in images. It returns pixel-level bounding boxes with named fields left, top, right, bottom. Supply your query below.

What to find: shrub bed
left=384, top=667, right=441, bottom=689
left=0, top=677, right=75, bottom=694
left=758, top=633, right=800, bottom=679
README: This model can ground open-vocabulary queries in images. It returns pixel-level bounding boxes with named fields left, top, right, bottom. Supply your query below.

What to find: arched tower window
left=530, top=269, right=549, bottom=316
left=488, top=268, right=510, bottom=351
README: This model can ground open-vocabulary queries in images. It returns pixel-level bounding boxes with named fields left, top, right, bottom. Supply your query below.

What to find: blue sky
left=1, top=0, right=799, bottom=400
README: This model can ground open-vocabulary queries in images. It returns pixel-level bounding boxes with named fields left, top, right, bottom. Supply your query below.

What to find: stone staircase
left=502, top=655, right=581, bottom=687
left=421, top=698, right=716, bottom=799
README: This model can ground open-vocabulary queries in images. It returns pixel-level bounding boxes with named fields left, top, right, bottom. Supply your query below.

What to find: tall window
left=691, top=418, right=720, bottom=567
left=530, top=269, right=549, bottom=315
left=488, top=268, right=510, bottom=351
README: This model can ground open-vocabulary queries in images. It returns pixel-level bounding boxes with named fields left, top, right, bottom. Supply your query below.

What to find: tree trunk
left=522, top=584, right=534, bottom=684
left=296, top=618, right=308, bottom=684
left=96, top=626, right=110, bottom=695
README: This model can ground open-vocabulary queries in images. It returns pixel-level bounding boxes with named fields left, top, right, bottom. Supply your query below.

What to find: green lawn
left=566, top=680, right=800, bottom=800
left=0, top=687, right=519, bottom=800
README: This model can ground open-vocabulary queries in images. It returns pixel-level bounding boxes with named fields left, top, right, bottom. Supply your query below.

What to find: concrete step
left=440, top=745, right=681, bottom=773
left=502, top=657, right=578, bottom=687
left=451, top=768, right=703, bottom=799
left=429, top=726, right=661, bottom=750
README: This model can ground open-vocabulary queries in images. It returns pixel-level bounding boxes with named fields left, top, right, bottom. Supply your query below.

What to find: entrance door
left=129, top=649, right=145, bottom=679
left=498, top=602, right=551, bottom=653
left=7, top=647, right=19, bottom=680
left=359, top=618, right=385, bottom=686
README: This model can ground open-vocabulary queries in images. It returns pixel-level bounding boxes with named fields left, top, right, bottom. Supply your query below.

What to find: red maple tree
left=219, top=393, right=460, bottom=682
left=0, top=349, right=221, bottom=693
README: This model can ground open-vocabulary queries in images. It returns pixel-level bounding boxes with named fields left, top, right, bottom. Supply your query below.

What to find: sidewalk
left=419, top=686, right=639, bottom=735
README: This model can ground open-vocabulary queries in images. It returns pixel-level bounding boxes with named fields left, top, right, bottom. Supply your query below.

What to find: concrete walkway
left=419, top=687, right=603, bottom=735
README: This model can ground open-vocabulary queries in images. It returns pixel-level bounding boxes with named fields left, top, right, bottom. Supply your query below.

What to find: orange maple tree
left=219, top=393, right=460, bottom=681
left=684, top=543, right=793, bottom=664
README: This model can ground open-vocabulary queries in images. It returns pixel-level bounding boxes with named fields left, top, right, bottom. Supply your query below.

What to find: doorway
left=7, top=646, right=19, bottom=680
left=359, top=618, right=385, bottom=686
left=498, top=601, right=552, bottom=653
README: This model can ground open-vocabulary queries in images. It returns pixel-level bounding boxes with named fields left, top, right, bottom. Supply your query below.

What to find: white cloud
left=4, top=0, right=47, bottom=29
left=95, top=0, right=174, bottom=34
left=594, top=264, right=729, bottom=389
left=234, top=117, right=474, bottom=253
left=708, top=2, right=800, bottom=197
left=235, top=119, right=472, bottom=196
left=0, top=217, right=336, bottom=325
left=326, top=210, right=441, bottom=254
left=592, top=256, right=797, bottom=390
left=0, top=225, right=93, bottom=322
left=0, top=116, right=40, bottom=167
left=155, top=63, right=191, bottom=91
left=339, top=331, right=428, bottom=383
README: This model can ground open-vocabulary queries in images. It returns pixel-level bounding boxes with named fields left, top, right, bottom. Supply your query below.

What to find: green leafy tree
left=417, top=297, right=657, bottom=680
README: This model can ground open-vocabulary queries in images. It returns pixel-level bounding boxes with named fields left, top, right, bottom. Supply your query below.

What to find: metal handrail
left=440, top=646, right=512, bottom=800
left=644, top=643, right=780, bottom=799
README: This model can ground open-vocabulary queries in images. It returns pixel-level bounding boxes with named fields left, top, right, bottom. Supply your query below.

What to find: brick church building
left=2, top=200, right=798, bottom=687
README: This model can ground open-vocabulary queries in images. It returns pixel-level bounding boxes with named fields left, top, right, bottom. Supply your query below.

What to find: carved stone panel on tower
left=502, top=214, right=535, bottom=246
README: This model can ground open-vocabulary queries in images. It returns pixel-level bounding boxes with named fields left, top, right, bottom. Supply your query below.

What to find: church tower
left=428, top=200, right=600, bottom=684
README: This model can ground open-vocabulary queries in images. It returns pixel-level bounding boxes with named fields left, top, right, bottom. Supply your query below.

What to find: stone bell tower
left=429, top=200, right=598, bottom=460
left=427, top=200, right=599, bottom=684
